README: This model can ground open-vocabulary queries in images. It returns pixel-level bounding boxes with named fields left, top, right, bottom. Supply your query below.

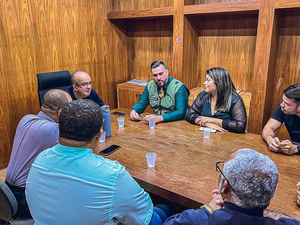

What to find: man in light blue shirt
left=26, top=99, right=154, bottom=224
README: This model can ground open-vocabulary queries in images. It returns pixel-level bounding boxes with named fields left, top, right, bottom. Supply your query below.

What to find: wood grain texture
left=127, top=18, right=173, bottom=81
left=107, top=7, right=174, bottom=20
left=0, top=0, right=129, bottom=169
left=117, top=83, right=153, bottom=113
left=270, top=8, right=300, bottom=140
left=192, top=0, right=256, bottom=4
left=249, top=0, right=276, bottom=134
left=194, top=13, right=257, bottom=91
left=0, top=168, right=6, bottom=182
left=275, top=0, right=300, bottom=9
left=262, top=8, right=279, bottom=127
left=173, top=0, right=185, bottom=81
left=182, top=16, right=199, bottom=89
left=184, top=1, right=260, bottom=14
left=109, top=0, right=174, bottom=12
left=96, top=108, right=300, bottom=220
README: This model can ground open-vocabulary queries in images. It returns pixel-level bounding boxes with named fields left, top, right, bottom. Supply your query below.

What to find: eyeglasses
left=75, top=81, right=93, bottom=87
left=216, top=161, right=236, bottom=194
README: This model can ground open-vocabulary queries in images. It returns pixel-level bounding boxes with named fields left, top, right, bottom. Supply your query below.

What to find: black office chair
left=37, top=70, right=72, bottom=106
left=0, top=180, right=34, bottom=225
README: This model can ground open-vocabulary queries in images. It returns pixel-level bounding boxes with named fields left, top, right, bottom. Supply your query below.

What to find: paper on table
left=199, top=127, right=217, bottom=133
left=127, top=79, right=148, bottom=86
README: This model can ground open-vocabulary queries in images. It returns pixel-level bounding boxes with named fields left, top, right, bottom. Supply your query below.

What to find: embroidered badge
left=165, top=97, right=171, bottom=101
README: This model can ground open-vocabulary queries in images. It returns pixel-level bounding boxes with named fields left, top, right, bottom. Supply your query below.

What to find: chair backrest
left=37, top=70, right=72, bottom=106
left=0, top=179, right=18, bottom=221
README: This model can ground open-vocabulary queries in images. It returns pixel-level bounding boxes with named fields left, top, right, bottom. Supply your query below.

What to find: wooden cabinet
left=117, top=83, right=153, bottom=113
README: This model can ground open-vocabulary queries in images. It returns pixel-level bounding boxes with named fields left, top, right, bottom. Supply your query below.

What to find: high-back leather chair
left=0, top=179, right=34, bottom=225
left=37, top=70, right=72, bottom=106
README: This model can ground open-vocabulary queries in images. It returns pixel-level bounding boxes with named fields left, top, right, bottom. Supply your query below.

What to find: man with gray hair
left=164, top=149, right=300, bottom=225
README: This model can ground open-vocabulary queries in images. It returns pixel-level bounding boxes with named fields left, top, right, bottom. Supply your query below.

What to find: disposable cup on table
left=203, top=127, right=211, bottom=139
left=149, top=119, right=155, bottom=129
left=146, top=152, right=156, bottom=168
left=117, top=117, right=125, bottom=127
left=99, top=131, right=106, bottom=143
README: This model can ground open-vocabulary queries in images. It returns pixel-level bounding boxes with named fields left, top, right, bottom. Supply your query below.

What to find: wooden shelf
left=107, top=0, right=263, bottom=21
left=106, top=0, right=300, bottom=137
left=107, top=7, right=174, bottom=20
left=275, top=0, right=300, bottom=9
left=184, top=1, right=260, bottom=15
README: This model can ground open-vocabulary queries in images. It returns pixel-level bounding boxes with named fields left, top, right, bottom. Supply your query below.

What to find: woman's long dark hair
left=205, top=67, right=238, bottom=112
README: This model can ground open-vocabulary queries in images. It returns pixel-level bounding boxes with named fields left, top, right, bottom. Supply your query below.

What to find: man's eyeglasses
left=216, top=161, right=236, bottom=194
left=75, top=81, right=93, bottom=87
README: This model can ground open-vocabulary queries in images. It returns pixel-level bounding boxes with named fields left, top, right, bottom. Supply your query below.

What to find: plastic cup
left=99, top=131, right=106, bottom=143
left=149, top=119, right=155, bottom=129
left=117, top=117, right=125, bottom=127
left=146, top=152, right=156, bottom=168
left=203, top=127, right=211, bottom=138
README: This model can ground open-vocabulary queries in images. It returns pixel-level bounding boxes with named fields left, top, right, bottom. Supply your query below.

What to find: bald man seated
left=5, top=89, right=71, bottom=219
left=65, top=70, right=105, bottom=106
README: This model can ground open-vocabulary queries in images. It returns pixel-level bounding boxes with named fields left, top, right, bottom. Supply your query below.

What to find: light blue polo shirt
left=26, top=144, right=153, bottom=225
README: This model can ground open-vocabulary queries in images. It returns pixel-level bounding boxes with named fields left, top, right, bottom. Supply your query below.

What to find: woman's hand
left=205, top=123, right=228, bottom=133
left=196, top=116, right=224, bottom=128
left=196, top=116, right=212, bottom=127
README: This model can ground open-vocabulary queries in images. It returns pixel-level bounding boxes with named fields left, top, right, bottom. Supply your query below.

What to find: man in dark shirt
left=164, top=148, right=300, bottom=225
left=65, top=70, right=105, bottom=106
left=262, top=83, right=300, bottom=155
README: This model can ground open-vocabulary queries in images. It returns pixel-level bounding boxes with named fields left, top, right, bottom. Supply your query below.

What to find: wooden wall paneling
left=172, top=0, right=185, bottom=81
left=275, top=0, right=300, bottom=9
left=0, top=0, right=129, bottom=169
left=249, top=0, right=276, bottom=134
left=0, top=0, right=41, bottom=169
left=0, top=2, right=12, bottom=169
left=98, top=2, right=129, bottom=108
left=184, top=1, right=260, bottom=14
left=127, top=18, right=173, bottom=82
left=107, top=8, right=174, bottom=20
left=193, top=0, right=257, bottom=4
left=196, top=13, right=257, bottom=90
left=109, top=0, right=174, bottom=12
left=0, top=28, right=12, bottom=169
left=182, top=16, right=199, bottom=89
left=184, top=0, right=196, bottom=6
left=262, top=9, right=279, bottom=127
left=272, top=8, right=300, bottom=140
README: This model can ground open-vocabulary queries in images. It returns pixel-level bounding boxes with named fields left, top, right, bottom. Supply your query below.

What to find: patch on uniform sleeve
left=150, top=97, right=158, bottom=101
left=175, top=81, right=179, bottom=84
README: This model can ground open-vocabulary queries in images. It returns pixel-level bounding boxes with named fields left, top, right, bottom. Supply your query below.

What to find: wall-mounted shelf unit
left=107, top=0, right=300, bottom=136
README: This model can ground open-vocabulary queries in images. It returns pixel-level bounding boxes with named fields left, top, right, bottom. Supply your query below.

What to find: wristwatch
left=200, top=204, right=213, bottom=213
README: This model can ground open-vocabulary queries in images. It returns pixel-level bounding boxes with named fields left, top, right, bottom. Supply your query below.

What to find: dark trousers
left=149, top=204, right=173, bottom=225
left=5, top=181, right=32, bottom=219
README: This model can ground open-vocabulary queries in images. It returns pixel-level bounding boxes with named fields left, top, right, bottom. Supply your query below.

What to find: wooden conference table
left=95, top=108, right=300, bottom=220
